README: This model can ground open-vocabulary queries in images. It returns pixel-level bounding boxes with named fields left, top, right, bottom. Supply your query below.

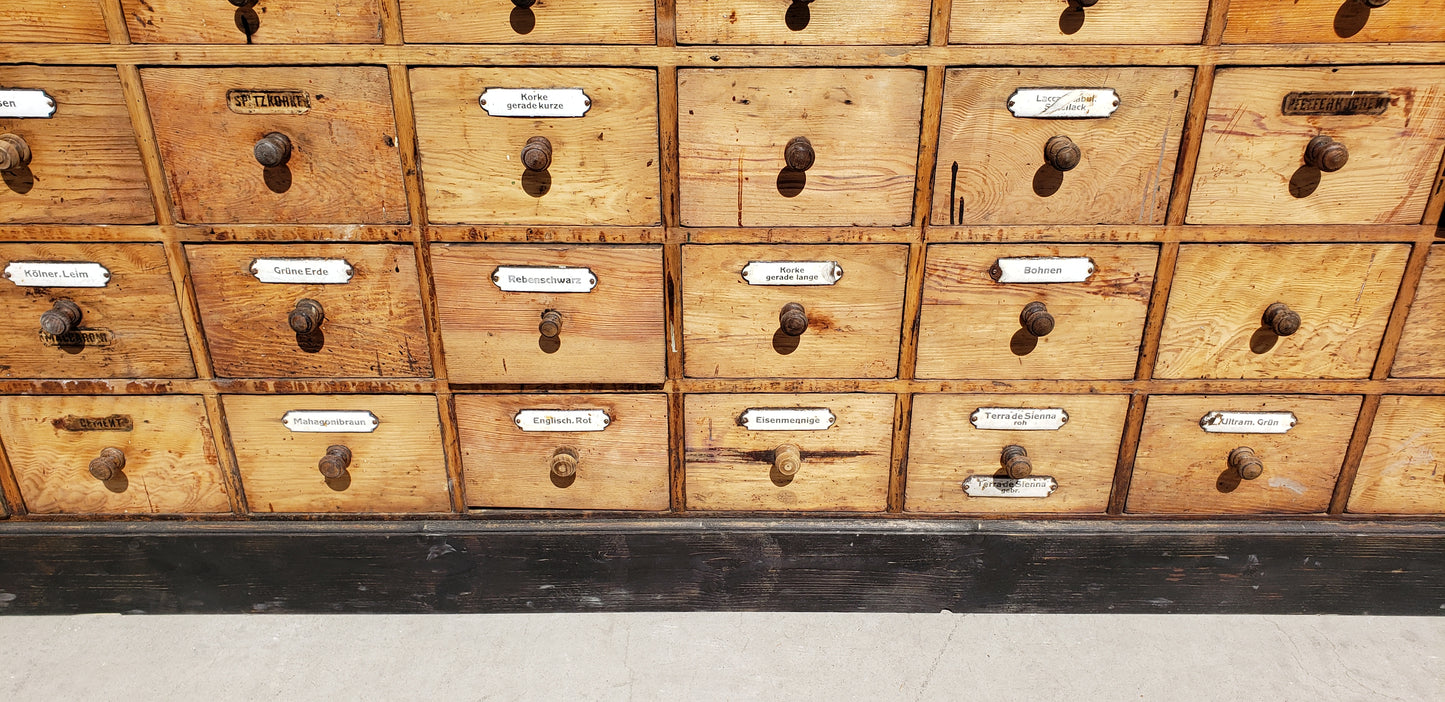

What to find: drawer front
left=456, top=394, right=670, bottom=510
left=683, top=393, right=894, bottom=511
left=0, top=244, right=194, bottom=379
left=1349, top=395, right=1445, bottom=514
left=0, top=0, right=108, bottom=42
left=1391, top=245, right=1445, bottom=377
left=678, top=68, right=924, bottom=227
left=1155, top=244, right=1407, bottom=379
left=916, top=244, right=1157, bottom=380
left=225, top=394, right=450, bottom=513
left=1223, top=0, right=1445, bottom=44
left=432, top=244, right=665, bottom=384
left=0, top=395, right=230, bottom=515
left=675, top=0, right=929, bottom=45
left=411, top=68, right=661, bottom=226
left=1128, top=395, right=1359, bottom=514
left=905, top=394, right=1129, bottom=514
left=1187, top=66, right=1445, bottom=224
left=187, top=244, right=433, bottom=379
left=0, top=67, right=153, bottom=224
left=682, top=244, right=908, bottom=379
left=141, top=67, right=408, bottom=224
left=121, top=0, right=384, bottom=43
left=399, top=0, right=655, bottom=44
left=933, top=68, right=1192, bottom=225
left=950, top=0, right=1208, bottom=44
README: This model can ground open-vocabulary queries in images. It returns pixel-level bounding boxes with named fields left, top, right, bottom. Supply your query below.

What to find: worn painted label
left=970, top=407, right=1069, bottom=431
left=738, top=408, right=836, bottom=431
left=39, top=329, right=113, bottom=347
left=514, top=409, right=611, bottom=432
left=492, top=266, right=597, bottom=293
left=1008, top=88, right=1120, bottom=118
left=282, top=410, right=379, bottom=433
left=480, top=88, right=592, bottom=117
left=0, top=89, right=56, bottom=118
left=227, top=89, right=311, bottom=115
left=4, top=261, right=111, bottom=288
left=55, top=414, right=133, bottom=432
left=741, top=261, right=844, bottom=286
left=1281, top=91, right=1390, bottom=116
left=1199, top=411, right=1297, bottom=434
left=989, top=257, right=1095, bottom=284
left=962, top=475, right=1059, bottom=498
left=250, top=258, right=353, bottom=285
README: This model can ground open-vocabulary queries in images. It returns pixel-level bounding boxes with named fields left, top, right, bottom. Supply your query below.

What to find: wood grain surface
left=398, top=0, right=656, bottom=44
left=950, top=0, right=1209, bottom=44
left=121, top=0, right=385, bottom=44
left=1390, top=244, right=1445, bottom=377
left=0, top=0, right=108, bottom=43
left=675, top=0, right=930, bottom=45
left=1348, top=394, right=1445, bottom=514
left=1222, top=0, right=1445, bottom=44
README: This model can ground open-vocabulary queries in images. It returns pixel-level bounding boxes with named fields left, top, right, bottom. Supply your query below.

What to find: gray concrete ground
left=1, top=614, right=1441, bottom=700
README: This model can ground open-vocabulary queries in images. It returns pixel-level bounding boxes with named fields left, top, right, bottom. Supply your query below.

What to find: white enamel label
left=0, top=89, right=56, bottom=118
left=282, top=410, right=379, bottom=433
left=480, top=88, right=592, bottom=118
left=739, top=408, right=836, bottom=432
left=492, top=266, right=597, bottom=293
left=741, top=261, right=844, bottom=286
left=1199, top=411, right=1298, bottom=434
left=970, top=407, right=1069, bottom=431
left=1007, top=88, right=1120, bottom=118
left=250, top=258, right=353, bottom=285
left=514, top=409, right=611, bottom=432
left=962, top=476, right=1059, bottom=498
left=3, top=261, right=110, bottom=288
left=990, top=257, right=1095, bottom=284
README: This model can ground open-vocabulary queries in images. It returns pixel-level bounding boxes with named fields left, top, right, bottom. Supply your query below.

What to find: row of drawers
left=1, top=392, right=1438, bottom=515
left=7, top=0, right=1442, bottom=45
left=6, top=66, right=1445, bottom=226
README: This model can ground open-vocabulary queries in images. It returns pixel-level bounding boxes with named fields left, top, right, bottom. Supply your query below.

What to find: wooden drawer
left=1187, top=66, right=1445, bottom=224
left=675, top=0, right=929, bottom=45
left=950, top=0, right=1208, bottom=44
left=1349, top=395, right=1445, bottom=514
left=224, top=394, right=450, bottom=514
left=683, top=393, right=894, bottom=511
left=141, top=67, right=408, bottom=224
left=1128, top=395, right=1360, bottom=514
left=682, top=244, right=908, bottom=379
left=916, top=244, right=1157, bottom=380
left=410, top=68, right=660, bottom=226
left=187, top=244, right=432, bottom=379
left=0, top=395, right=230, bottom=515
left=0, top=0, right=108, bottom=42
left=933, top=68, right=1192, bottom=225
left=1222, top=0, right=1445, bottom=44
left=1391, top=245, right=1445, bottom=377
left=456, top=394, right=669, bottom=510
left=398, top=0, right=655, bottom=44
left=905, top=394, right=1129, bottom=514
left=0, top=67, right=153, bottom=224
left=678, top=69, right=924, bottom=227
left=0, top=244, right=194, bottom=379
left=1155, top=244, right=1407, bottom=379
left=120, top=0, right=384, bottom=43
left=432, top=244, right=665, bottom=384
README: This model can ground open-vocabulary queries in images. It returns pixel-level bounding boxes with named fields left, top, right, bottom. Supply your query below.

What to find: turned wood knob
left=1362, top=0, right=1389, bottom=7
left=1076, top=0, right=1100, bottom=6
left=317, top=445, right=352, bottom=479
left=784, top=136, right=814, bottom=172
left=774, top=443, right=802, bottom=476
left=1019, top=301, right=1055, bottom=337
left=550, top=446, right=579, bottom=478
left=539, top=309, right=563, bottom=338
left=1262, top=302, right=1301, bottom=337
left=512, top=0, right=537, bottom=7
left=1229, top=446, right=1264, bottom=481
left=1001, top=445, right=1032, bottom=479
left=40, top=299, right=82, bottom=336
left=0, top=133, right=32, bottom=171
left=88, top=447, right=126, bottom=481
left=254, top=132, right=292, bottom=168
left=1304, top=135, right=1348, bottom=173
left=521, top=136, right=552, bottom=171
left=779, top=302, right=809, bottom=337
left=228, top=0, right=254, bottom=6
left=1044, top=135, right=1081, bottom=172
left=288, top=298, right=325, bottom=334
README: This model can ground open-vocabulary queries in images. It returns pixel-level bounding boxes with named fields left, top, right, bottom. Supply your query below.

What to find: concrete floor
left=1, top=614, right=1441, bottom=700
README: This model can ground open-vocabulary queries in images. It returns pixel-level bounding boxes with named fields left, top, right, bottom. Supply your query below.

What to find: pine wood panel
left=0, top=243, right=195, bottom=379
left=120, top=0, right=385, bottom=44
left=677, top=68, right=924, bottom=227
left=0, top=395, right=230, bottom=515
left=1222, top=0, right=1445, bottom=44
left=456, top=393, right=670, bottom=510
left=141, top=66, right=409, bottom=224
left=916, top=244, right=1158, bottom=379
left=0, top=0, right=108, bottom=43
left=1129, top=394, right=1361, bottom=514
left=682, top=244, right=909, bottom=378
left=1155, top=244, right=1409, bottom=379
left=675, top=0, right=930, bottom=45
left=1391, top=244, right=1445, bottom=377
left=1348, top=394, right=1445, bottom=514
left=398, top=0, right=656, bottom=44
left=950, top=0, right=1209, bottom=44
left=410, top=68, right=661, bottom=226
left=187, top=243, right=433, bottom=378
left=224, top=394, right=450, bottom=513
left=683, top=393, right=894, bottom=511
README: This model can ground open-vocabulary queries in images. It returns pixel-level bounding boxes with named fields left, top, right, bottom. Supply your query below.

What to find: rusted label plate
left=0, top=89, right=56, bottom=118
left=492, top=266, right=598, bottom=293
left=1281, top=91, right=1390, bottom=116
left=989, top=257, right=1095, bottom=283
left=963, top=475, right=1059, bottom=498
left=250, top=258, right=353, bottom=285
left=39, top=329, right=114, bottom=347
left=227, top=89, right=311, bottom=115
left=282, top=410, right=379, bottom=433
left=1199, top=411, right=1297, bottom=434
left=738, top=408, right=837, bottom=431
left=480, top=88, right=592, bottom=118
left=514, top=409, right=611, bottom=432
left=971, top=407, right=1069, bottom=431
left=1008, top=88, right=1119, bottom=118
left=741, top=261, right=844, bottom=286
left=4, top=261, right=110, bottom=287
left=55, top=414, right=133, bottom=432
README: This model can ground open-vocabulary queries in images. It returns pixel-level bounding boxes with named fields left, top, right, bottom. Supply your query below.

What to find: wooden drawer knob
left=88, top=447, right=126, bottom=481
left=0, top=133, right=32, bottom=171
left=1076, top=0, right=1100, bottom=6
left=539, top=309, right=563, bottom=338
left=521, top=136, right=552, bottom=172
left=254, top=132, right=292, bottom=168
left=1019, top=301, right=1055, bottom=337
left=1229, top=446, right=1264, bottom=481
left=40, top=299, right=82, bottom=336
left=774, top=443, right=802, bottom=476
left=288, top=298, right=325, bottom=335
left=1362, top=0, right=1389, bottom=7
left=1044, top=135, right=1081, bottom=172
left=512, top=0, right=537, bottom=6
left=318, top=444, right=352, bottom=479
left=1262, top=302, right=1301, bottom=337
left=1001, top=444, right=1032, bottom=479
left=784, top=136, right=815, bottom=172
left=1304, top=135, right=1348, bottom=173
left=779, top=302, right=809, bottom=337
left=228, top=0, right=254, bottom=6
left=550, top=446, right=579, bottom=478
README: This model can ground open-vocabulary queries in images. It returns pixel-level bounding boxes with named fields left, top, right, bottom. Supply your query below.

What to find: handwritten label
left=1008, top=88, right=1119, bottom=118
left=55, top=415, right=133, bottom=432
left=1282, top=91, right=1390, bottom=116
left=282, top=410, right=379, bottom=433
left=989, top=257, right=1095, bottom=284
left=741, top=261, right=844, bottom=286
left=514, top=409, right=611, bottom=432
left=970, top=407, right=1069, bottom=431
left=738, top=408, right=836, bottom=431
left=492, top=266, right=597, bottom=293
left=39, top=329, right=113, bottom=347
left=227, top=89, right=311, bottom=115
left=962, top=475, right=1058, bottom=498
left=250, top=258, right=353, bottom=285
left=480, top=88, right=592, bottom=118
left=4, top=261, right=111, bottom=288
left=0, top=89, right=56, bottom=118
left=1199, top=411, right=1297, bottom=435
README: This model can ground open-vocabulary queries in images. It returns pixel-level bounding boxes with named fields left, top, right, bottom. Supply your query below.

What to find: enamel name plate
left=739, top=408, right=836, bottom=431
left=0, top=89, right=56, bottom=118
left=492, top=266, right=598, bottom=293
left=4, top=261, right=110, bottom=287
left=989, top=257, right=1095, bottom=284
left=963, top=476, right=1059, bottom=498
left=1008, top=88, right=1120, bottom=118
left=480, top=88, right=592, bottom=118
left=1199, top=411, right=1297, bottom=434
left=514, top=409, right=611, bottom=432
left=741, top=261, right=844, bottom=286
left=250, top=258, right=353, bottom=285
left=282, top=410, right=379, bottom=433
left=970, top=407, right=1069, bottom=431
